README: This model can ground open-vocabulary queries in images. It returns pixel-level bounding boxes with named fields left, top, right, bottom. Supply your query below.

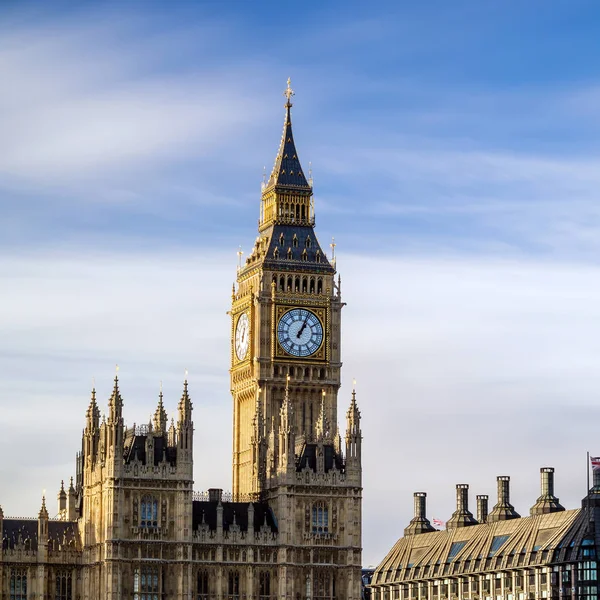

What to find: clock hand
left=296, top=315, right=310, bottom=338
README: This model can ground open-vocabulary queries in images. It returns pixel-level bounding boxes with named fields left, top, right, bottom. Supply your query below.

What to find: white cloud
left=1, top=249, right=599, bottom=564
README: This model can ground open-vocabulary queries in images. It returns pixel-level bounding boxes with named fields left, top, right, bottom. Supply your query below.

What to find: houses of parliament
left=0, top=82, right=363, bottom=598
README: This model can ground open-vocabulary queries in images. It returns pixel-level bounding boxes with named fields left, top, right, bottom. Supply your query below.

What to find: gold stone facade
left=0, top=83, right=363, bottom=599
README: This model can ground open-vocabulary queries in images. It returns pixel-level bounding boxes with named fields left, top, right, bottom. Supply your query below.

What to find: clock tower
left=230, top=80, right=363, bottom=597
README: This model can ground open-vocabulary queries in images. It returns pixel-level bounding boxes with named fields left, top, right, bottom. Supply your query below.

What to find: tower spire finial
left=284, top=77, right=294, bottom=107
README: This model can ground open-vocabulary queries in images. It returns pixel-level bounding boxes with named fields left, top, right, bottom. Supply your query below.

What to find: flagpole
left=587, top=451, right=590, bottom=494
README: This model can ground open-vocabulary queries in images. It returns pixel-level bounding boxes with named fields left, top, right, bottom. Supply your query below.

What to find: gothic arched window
left=9, top=569, right=27, bottom=600
left=302, top=249, right=308, bottom=262
left=228, top=571, right=240, bottom=598
left=317, top=278, right=323, bottom=294
left=140, top=497, right=158, bottom=528
left=55, top=571, right=72, bottom=600
left=293, top=234, right=298, bottom=247
left=259, top=571, right=271, bottom=599
left=312, top=502, right=329, bottom=534
left=133, top=566, right=159, bottom=600
left=197, top=570, right=209, bottom=599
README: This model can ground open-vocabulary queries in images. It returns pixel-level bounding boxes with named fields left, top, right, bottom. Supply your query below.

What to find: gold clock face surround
left=277, top=307, right=324, bottom=357
left=235, top=312, right=250, bottom=360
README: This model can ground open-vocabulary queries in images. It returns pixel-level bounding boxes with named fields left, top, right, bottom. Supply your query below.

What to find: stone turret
left=345, top=384, right=362, bottom=474
left=154, top=385, right=168, bottom=433
left=57, top=480, right=67, bottom=517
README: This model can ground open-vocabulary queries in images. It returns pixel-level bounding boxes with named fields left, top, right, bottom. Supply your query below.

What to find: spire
left=108, top=373, right=123, bottom=423
left=39, top=495, right=48, bottom=520
left=87, top=386, right=100, bottom=429
left=266, top=78, right=311, bottom=192
left=345, top=381, right=362, bottom=464
left=346, top=381, right=361, bottom=435
left=178, top=375, right=192, bottom=424
left=154, top=382, right=168, bottom=433
left=315, top=390, right=331, bottom=441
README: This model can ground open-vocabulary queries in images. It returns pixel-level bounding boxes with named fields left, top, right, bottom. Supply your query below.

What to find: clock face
left=235, top=313, right=250, bottom=360
left=277, top=308, right=323, bottom=357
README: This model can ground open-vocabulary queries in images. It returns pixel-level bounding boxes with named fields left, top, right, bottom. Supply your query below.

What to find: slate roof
left=372, top=508, right=592, bottom=585
left=296, top=443, right=344, bottom=473
left=192, top=501, right=277, bottom=533
left=123, top=433, right=177, bottom=466
left=266, top=101, right=311, bottom=192
left=2, top=519, right=79, bottom=551
left=261, top=224, right=335, bottom=274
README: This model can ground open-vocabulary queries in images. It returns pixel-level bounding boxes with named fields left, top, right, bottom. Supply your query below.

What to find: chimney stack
left=530, top=467, right=564, bottom=515
left=487, top=476, right=520, bottom=523
left=446, top=484, right=478, bottom=530
left=404, top=492, right=435, bottom=536
left=476, top=495, right=488, bottom=524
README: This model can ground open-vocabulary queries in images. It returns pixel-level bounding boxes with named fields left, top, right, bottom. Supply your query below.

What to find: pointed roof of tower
left=108, top=374, right=123, bottom=412
left=154, top=383, right=168, bottom=432
left=178, top=375, right=192, bottom=422
left=39, top=496, right=48, bottom=520
left=346, top=382, right=361, bottom=423
left=265, top=78, right=311, bottom=192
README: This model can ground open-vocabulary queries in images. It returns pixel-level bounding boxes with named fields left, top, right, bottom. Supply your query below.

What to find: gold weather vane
left=284, top=77, right=295, bottom=106
left=330, top=237, right=336, bottom=261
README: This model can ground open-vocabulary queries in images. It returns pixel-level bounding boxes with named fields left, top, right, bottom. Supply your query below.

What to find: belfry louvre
left=370, top=468, right=599, bottom=600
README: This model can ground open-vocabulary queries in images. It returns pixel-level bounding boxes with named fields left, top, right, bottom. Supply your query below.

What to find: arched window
left=55, top=571, right=72, bottom=600
left=293, top=235, right=298, bottom=248
left=197, top=570, right=209, bottom=599
left=279, top=276, right=285, bottom=291
left=259, top=572, right=271, bottom=599
left=306, top=236, right=311, bottom=248
left=279, top=233, right=284, bottom=246
left=9, top=569, right=27, bottom=600
left=133, top=566, right=159, bottom=600
left=302, top=249, right=308, bottom=262
left=273, top=247, right=279, bottom=259
left=316, top=250, right=321, bottom=263
left=140, top=497, right=158, bottom=528
left=317, top=278, right=323, bottom=294
left=312, top=502, right=329, bottom=534
left=228, top=571, right=240, bottom=598
left=302, top=277, right=307, bottom=293
left=295, top=276, right=300, bottom=291
left=287, top=248, right=292, bottom=260
left=287, top=276, right=292, bottom=291
left=309, top=278, right=315, bottom=294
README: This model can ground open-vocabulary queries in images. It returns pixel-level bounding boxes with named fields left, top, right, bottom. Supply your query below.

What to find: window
left=448, top=541, right=466, bottom=559
left=134, top=566, right=159, bottom=600
left=140, top=497, right=158, bottom=527
left=489, top=535, right=510, bottom=557
left=197, top=570, right=209, bottom=599
left=10, top=570, right=27, bottom=600
left=259, top=572, right=271, bottom=599
left=55, top=571, right=72, bottom=600
left=293, top=235, right=298, bottom=247
left=312, top=502, right=329, bottom=534
left=228, top=571, right=240, bottom=598
left=314, top=570, right=335, bottom=600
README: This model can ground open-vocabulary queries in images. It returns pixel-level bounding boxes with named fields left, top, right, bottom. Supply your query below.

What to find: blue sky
left=2, top=1, right=600, bottom=565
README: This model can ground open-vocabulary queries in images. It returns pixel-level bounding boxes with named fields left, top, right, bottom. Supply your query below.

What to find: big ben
left=230, top=80, right=363, bottom=596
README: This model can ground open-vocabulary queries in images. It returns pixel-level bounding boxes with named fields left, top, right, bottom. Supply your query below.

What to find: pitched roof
left=373, top=509, right=588, bottom=585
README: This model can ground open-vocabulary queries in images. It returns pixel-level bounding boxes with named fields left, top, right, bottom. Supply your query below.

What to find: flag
left=591, top=456, right=600, bottom=471
left=432, top=518, right=445, bottom=528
